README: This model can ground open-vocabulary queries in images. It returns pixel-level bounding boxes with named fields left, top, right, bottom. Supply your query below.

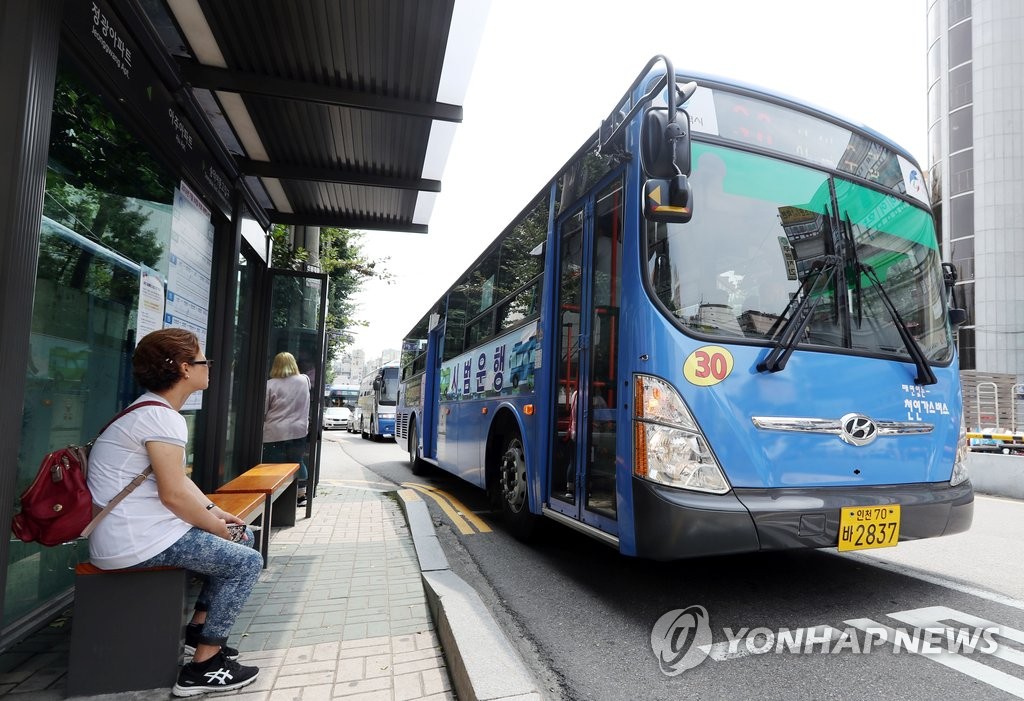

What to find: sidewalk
left=0, top=438, right=540, bottom=699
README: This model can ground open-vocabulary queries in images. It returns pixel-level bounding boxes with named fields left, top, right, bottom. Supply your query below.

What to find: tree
left=270, top=224, right=391, bottom=380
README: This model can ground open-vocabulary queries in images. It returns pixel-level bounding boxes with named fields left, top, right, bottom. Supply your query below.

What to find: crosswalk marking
left=703, top=605, right=1024, bottom=698
left=845, top=609, right=1024, bottom=699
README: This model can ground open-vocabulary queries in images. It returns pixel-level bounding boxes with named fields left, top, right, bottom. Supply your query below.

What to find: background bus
left=396, top=55, right=972, bottom=559
left=323, top=384, right=358, bottom=431
left=356, top=361, right=399, bottom=441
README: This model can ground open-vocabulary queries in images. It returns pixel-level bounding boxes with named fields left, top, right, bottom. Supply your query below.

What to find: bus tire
left=361, top=419, right=369, bottom=440
left=409, top=421, right=428, bottom=476
left=497, top=430, right=539, bottom=541
left=370, top=417, right=380, bottom=442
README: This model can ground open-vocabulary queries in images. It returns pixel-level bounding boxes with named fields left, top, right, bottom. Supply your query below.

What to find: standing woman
left=87, top=328, right=262, bottom=697
left=262, top=352, right=311, bottom=505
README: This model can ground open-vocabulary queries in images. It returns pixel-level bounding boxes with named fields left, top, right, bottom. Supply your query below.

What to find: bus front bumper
left=632, top=477, right=974, bottom=561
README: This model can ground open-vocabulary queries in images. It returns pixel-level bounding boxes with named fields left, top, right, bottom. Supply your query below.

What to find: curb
left=397, top=489, right=543, bottom=701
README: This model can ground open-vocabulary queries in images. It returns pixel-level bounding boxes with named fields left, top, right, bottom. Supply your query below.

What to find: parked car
left=322, top=405, right=351, bottom=430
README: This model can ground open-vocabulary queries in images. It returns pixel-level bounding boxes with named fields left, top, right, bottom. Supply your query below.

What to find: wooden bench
left=215, top=463, right=300, bottom=544
left=206, top=491, right=268, bottom=566
left=68, top=563, right=187, bottom=695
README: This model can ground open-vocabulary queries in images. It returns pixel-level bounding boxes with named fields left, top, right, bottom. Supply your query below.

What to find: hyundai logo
left=840, top=413, right=878, bottom=446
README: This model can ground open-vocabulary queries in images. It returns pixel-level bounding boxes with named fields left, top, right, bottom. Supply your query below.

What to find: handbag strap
left=95, top=400, right=168, bottom=439
left=81, top=466, right=153, bottom=537
left=80, top=399, right=169, bottom=538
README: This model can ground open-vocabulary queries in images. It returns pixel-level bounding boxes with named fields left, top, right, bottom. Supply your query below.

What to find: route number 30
left=683, top=346, right=735, bottom=387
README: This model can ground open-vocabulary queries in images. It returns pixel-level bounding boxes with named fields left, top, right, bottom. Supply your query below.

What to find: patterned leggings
left=134, top=527, right=262, bottom=646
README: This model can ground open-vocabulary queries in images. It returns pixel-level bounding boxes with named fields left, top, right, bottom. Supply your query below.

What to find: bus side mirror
left=941, top=262, right=958, bottom=291
left=641, top=107, right=691, bottom=179
left=373, top=378, right=381, bottom=391
left=644, top=175, right=692, bottom=223
left=941, top=263, right=967, bottom=327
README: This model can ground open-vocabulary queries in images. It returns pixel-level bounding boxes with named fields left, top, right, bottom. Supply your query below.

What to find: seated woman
left=86, top=328, right=263, bottom=697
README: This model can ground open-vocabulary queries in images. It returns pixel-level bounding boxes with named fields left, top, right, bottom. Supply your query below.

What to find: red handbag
left=11, top=401, right=164, bottom=547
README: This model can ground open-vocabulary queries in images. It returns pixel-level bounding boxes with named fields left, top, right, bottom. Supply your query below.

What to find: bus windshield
left=379, top=367, right=399, bottom=405
left=645, top=142, right=952, bottom=362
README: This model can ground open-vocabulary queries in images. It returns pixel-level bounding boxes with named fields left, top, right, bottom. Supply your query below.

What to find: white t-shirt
left=86, top=393, right=193, bottom=569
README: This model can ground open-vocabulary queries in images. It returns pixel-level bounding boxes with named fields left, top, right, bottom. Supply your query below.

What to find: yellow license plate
left=838, top=504, right=901, bottom=551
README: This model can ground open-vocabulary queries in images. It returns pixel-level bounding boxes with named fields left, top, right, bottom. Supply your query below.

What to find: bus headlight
left=950, top=417, right=970, bottom=487
left=633, top=375, right=730, bottom=494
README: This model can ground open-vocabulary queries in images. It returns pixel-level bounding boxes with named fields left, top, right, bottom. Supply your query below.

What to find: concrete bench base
left=67, top=564, right=186, bottom=696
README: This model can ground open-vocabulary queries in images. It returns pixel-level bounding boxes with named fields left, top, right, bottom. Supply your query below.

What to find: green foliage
left=40, top=67, right=168, bottom=302
left=270, top=224, right=391, bottom=372
left=49, top=71, right=172, bottom=203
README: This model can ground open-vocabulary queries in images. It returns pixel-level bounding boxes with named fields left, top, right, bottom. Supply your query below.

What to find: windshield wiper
left=839, top=212, right=937, bottom=386
left=757, top=255, right=841, bottom=373
left=853, top=262, right=938, bottom=385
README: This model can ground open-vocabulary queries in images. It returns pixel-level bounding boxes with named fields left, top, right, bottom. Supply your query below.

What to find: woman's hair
left=133, top=328, right=200, bottom=392
left=270, top=352, right=300, bottom=379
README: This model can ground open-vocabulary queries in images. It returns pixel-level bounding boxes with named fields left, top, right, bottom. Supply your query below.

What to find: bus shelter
left=0, top=0, right=487, bottom=648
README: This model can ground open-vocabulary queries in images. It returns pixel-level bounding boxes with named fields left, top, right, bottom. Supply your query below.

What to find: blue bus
left=396, top=56, right=972, bottom=558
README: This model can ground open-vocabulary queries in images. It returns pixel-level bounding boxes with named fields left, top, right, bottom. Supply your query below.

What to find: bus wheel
left=361, top=420, right=369, bottom=440
left=498, top=432, right=538, bottom=540
left=409, top=421, right=428, bottom=476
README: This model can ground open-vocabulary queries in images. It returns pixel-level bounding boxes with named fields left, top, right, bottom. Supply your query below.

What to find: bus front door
left=548, top=175, right=623, bottom=532
left=423, top=323, right=443, bottom=461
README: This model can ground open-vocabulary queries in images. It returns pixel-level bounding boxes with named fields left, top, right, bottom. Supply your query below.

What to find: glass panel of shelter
left=8, top=59, right=183, bottom=628
left=263, top=272, right=325, bottom=496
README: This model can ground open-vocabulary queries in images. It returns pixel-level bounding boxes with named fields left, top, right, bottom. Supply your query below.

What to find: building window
left=950, top=193, right=974, bottom=240
left=929, top=162, right=943, bottom=207
left=948, top=20, right=972, bottom=68
left=950, top=236, right=974, bottom=280
left=949, top=150, right=974, bottom=195
left=929, top=123, right=943, bottom=164
left=928, top=41, right=942, bottom=84
left=928, top=2, right=941, bottom=41
left=949, top=64, right=973, bottom=110
left=929, top=83, right=942, bottom=122
left=949, top=0, right=972, bottom=25
left=949, top=108, right=973, bottom=152
left=957, top=321, right=975, bottom=370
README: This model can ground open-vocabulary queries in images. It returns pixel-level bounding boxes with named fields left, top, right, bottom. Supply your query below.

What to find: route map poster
left=166, top=181, right=213, bottom=411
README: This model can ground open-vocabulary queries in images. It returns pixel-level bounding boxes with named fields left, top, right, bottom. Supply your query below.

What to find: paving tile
left=393, top=671, right=423, bottom=700
left=333, top=676, right=392, bottom=697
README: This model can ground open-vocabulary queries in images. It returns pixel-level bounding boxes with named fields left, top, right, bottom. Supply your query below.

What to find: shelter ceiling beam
left=269, top=212, right=428, bottom=234
left=179, top=62, right=464, bottom=122
left=239, top=159, right=441, bottom=192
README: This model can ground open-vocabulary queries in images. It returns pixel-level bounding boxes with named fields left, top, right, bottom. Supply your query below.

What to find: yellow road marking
left=410, top=482, right=493, bottom=533
left=402, top=483, right=474, bottom=534
left=401, top=482, right=491, bottom=534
